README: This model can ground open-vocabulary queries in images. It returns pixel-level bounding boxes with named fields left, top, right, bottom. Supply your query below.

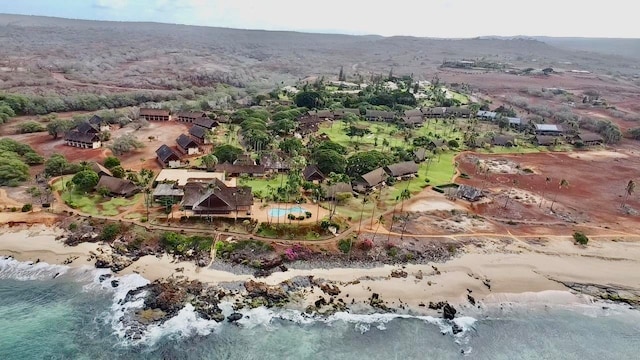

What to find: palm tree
left=357, top=194, right=369, bottom=234
left=503, top=179, right=519, bottom=209
left=201, top=154, right=218, bottom=171
left=550, top=179, right=569, bottom=212
left=621, top=179, right=636, bottom=208
left=539, top=177, right=552, bottom=208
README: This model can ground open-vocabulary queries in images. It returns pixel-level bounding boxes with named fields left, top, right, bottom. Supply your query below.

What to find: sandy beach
left=2, top=224, right=640, bottom=312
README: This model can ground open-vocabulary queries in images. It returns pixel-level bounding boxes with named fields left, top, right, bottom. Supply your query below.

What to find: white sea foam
left=141, top=304, right=222, bottom=345
left=0, top=256, right=70, bottom=280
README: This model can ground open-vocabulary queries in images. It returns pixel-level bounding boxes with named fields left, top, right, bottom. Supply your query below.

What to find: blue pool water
left=269, top=206, right=307, bottom=217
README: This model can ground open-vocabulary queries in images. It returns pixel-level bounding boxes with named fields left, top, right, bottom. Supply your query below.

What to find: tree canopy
left=213, top=144, right=243, bottom=164
left=71, top=169, right=99, bottom=193
left=294, top=91, right=324, bottom=109
left=311, top=149, right=346, bottom=175
left=346, top=150, right=392, bottom=178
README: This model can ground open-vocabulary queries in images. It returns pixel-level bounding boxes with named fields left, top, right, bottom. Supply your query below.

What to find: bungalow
left=333, top=108, right=360, bottom=119
left=175, top=111, right=207, bottom=123
left=189, top=125, right=210, bottom=145
left=95, top=175, right=139, bottom=197
left=456, top=184, right=484, bottom=202
left=75, top=121, right=100, bottom=135
left=91, top=162, right=113, bottom=177
left=384, top=161, right=419, bottom=179
left=214, top=162, right=265, bottom=177
left=364, top=109, right=395, bottom=122
left=152, top=183, right=184, bottom=203
left=154, top=169, right=227, bottom=187
left=182, top=179, right=253, bottom=217
left=575, top=132, right=603, bottom=146
left=413, top=148, right=428, bottom=163
left=193, top=117, right=218, bottom=130
left=176, top=134, right=200, bottom=155
left=476, top=110, right=497, bottom=120
left=303, top=165, right=326, bottom=182
left=534, top=124, right=564, bottom=136
left=64, top=131, right=101, bottom=149
left=156, top=145, right=182, bottom=168
left=424, top=107, right=447, bottom=118
left=233, top=154, right=255, bottom=166
left=322, top=182, right=353, bottom=200
left=401, top=116, right=424, bottom=128
left=308, top=109, right=334, bottom=119
left=492, top=135, right=516, bottom=147
left=403, top=108, right=425, bottom=118
left=535, top=135, right=556, bottom=146
left=296, top=115, right=325, bottom=135
left=140, top=108, right=170, bottom=121
left=88, top=115, right=110, bottom=132
left=448, top=107, right=472, bottom=118
left=260, top=153, right=291, bottom=173
left=353, top=167, right=388, bottom=193
left=428, top=139, right=447, bottom=150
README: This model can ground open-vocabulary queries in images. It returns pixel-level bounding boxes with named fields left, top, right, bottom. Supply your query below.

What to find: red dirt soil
left=456, top=149, right=640, bottom=233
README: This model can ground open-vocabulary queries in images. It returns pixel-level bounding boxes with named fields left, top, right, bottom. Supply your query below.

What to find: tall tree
left=621, top=179, right=636, bottom=209
left=550, top=179, right=569, bottom=212
left=201, top=154, right=218, bottom=171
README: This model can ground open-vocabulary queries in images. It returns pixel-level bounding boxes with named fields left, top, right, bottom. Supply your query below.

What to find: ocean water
left=1, top=256, right=640, bottom=359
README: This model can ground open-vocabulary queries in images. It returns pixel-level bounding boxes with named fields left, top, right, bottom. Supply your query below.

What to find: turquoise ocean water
left=1, top=256, right=640, bottom=359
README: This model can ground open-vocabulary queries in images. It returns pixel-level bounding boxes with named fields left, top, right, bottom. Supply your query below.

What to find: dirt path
left=51, top=72, right=169, bottom=92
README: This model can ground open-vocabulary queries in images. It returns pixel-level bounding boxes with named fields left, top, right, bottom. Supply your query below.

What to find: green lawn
left=239, top=175, right=286, bottom=198
left=101, top=195, right=143, bottom=216
left=53, top=178, right=143, bottom=217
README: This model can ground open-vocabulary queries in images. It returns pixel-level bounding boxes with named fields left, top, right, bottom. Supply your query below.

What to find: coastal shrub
left=359, top=238, right=374, bottom=250
left=305, top=211, right=312, bottom=218
left=287, top=213, right=296, bottom=220
left=21, top=203, right=32, bottom=212
left=297, top=215, right=305, bottom=221
left=68, top=222, right=77, bottom=231
left=338, top=238, right=351, bottom=254
left=447, top=139, right=459, bottom=148
left=573, top=232, right=589, bottom=245
left=100, top=223, right=121, bottom=242
left=161, top=232, right=214, bottom=255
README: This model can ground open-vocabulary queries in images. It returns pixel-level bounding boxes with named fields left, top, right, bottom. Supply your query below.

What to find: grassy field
left=239, top=175, right=286, bottom=197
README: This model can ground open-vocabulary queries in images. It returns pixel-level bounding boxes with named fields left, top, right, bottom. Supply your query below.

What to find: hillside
left=0, top=14, right=637, bottom=96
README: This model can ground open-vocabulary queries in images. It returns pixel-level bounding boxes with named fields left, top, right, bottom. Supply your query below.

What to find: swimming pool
left=268, top=205, right=307, bottom=217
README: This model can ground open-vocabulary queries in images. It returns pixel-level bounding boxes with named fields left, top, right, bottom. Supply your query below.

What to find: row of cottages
left=474, top=135, right=517, bottom=148
left=476, top=110, right=498, bottom=120
left=64, top=117, right=106, bottom=149
left=140, top=108, right=171, bottom=122
left=156, top=145, right=182, bottom=168
left=353, top=161, right=419, bottom=193
left=307, top=108, right=360, bottom=120
left=534, top=124, right=564, bottom=136
left=214, top=162, right=266, bottom=177
left=424, top=107, right=472, bottom=118
left=364, top=109, right=395, bottom=122
left=176, top=134, right=200, bottom=155
left=176, top=111, right=207, bottom=123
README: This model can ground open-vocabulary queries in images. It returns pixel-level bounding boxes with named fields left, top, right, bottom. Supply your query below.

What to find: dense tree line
left=0, top=139, right=44, bottom=185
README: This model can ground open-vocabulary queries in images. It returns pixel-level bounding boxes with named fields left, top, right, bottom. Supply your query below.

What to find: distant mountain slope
left=533, top=37, right=640, bottom=60
left=0, top=14, right=637, bottom=92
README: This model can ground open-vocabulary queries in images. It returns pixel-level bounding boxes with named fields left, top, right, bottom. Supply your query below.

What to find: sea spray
left=0, top=256, right=70, bottom=280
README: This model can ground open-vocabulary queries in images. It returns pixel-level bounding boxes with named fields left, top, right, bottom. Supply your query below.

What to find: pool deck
left=252, top=202, right=330, bottom=224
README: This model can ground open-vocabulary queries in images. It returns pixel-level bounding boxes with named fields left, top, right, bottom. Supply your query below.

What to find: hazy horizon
left=0, top=0, right=639, bottom=39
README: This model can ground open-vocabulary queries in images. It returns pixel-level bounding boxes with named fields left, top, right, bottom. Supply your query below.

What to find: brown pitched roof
left=91, top=162, right=112, bottom=177
left=140, top=108, right=170, bottom=117
left=303, top=165, right=325, bottom=181
left=75, top=121, right=100, bottom=134
left=577, top=132, right=603, bottom=142
left=64, top=130, right=99, bottom=143
left=96, top=176, right=139, bottom=197
left=193, top=117, right=218, bottom=129
left=403, top=108, right=425, bottom=117
left=188, top=179, right=253, bottom=212
left=384, top=161, right=419, bottom=177
left=535, top=135, right=555, bottom=146
left=359, top=167, right=388, bottom=187
left=413, top=148, right=427, bottom=161
left=365, top=109, right=395, bottom=119
left=322, top=182, right=352, bottom=198
left=214, top=162, right=265, bottom=176
left=492, top=135, right=516, bottom=146
left=402, top=116, right=424, bottom=125
left=175, top=111, right=206, bottom=118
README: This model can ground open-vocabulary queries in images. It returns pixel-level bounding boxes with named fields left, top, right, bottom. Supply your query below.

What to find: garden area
left=52, top=177, right=142, bottom=217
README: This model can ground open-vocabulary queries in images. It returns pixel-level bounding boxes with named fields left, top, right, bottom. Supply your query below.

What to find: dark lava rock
left=390, top=269, right=408, bottom=278
left=98, top=274, right=112, bottom=282
left=320, top=283, right=341, bottom=296
left=467, top=294, right=476, bottom=306
left=451, top=322, right=463, bottom=335
left=253, top=269, right=272, bottom=278
left=227, top=313, right=243, bottom=322
left=315, top=297, right=327, bottom=308
left=443, top=303, right=457, bottom=320
left=428, top=301, right=447, bottom=310
left=111, top=279, right=120, bottom=288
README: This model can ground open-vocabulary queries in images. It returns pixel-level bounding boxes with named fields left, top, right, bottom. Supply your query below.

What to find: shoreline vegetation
left=2, top=223, right=640, bottom=339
